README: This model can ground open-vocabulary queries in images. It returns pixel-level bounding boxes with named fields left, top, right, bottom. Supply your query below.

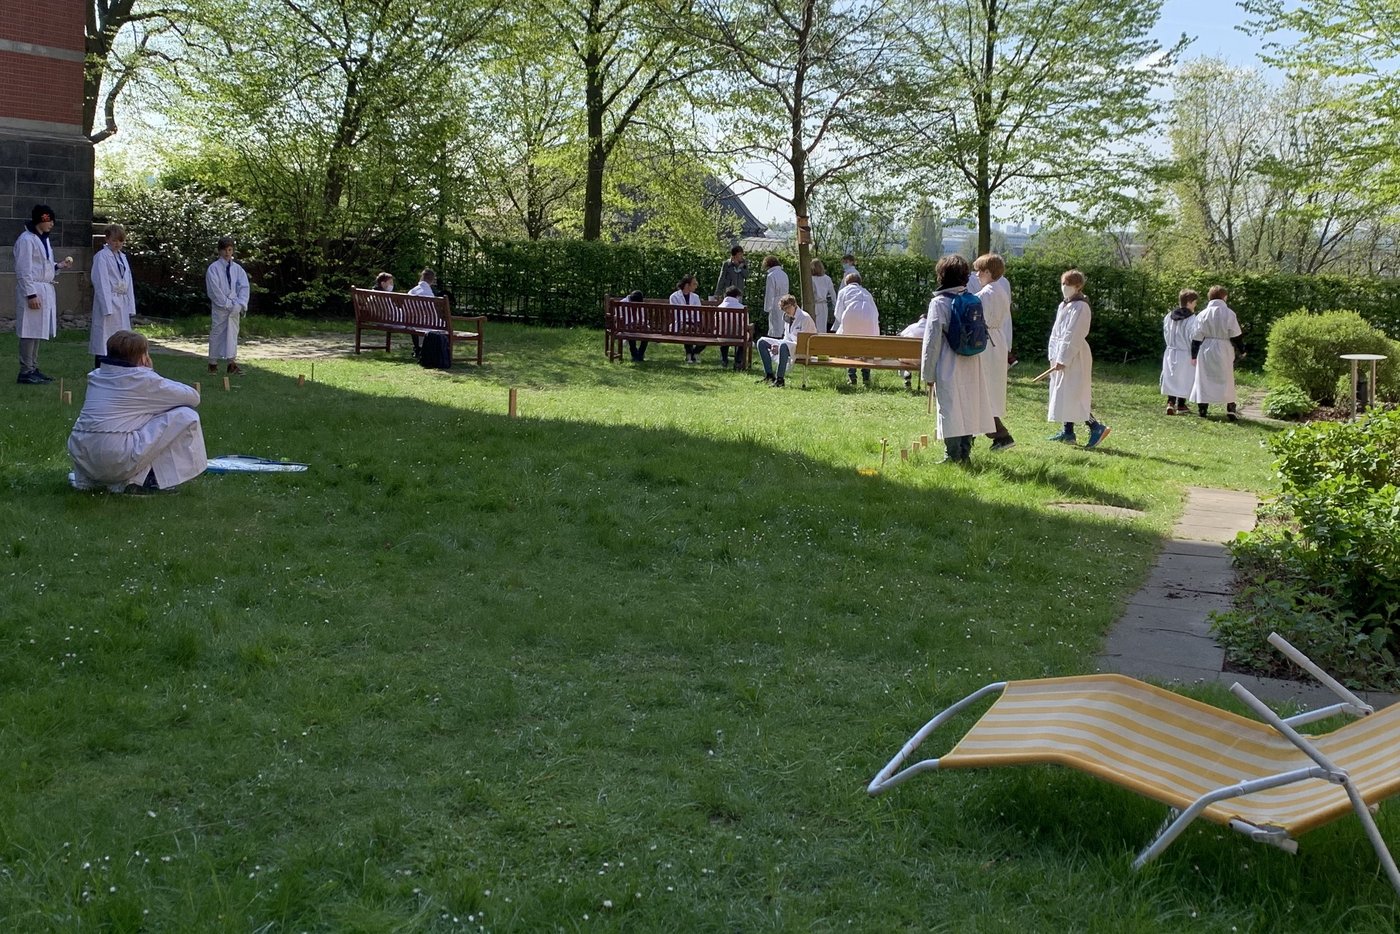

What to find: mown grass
left=2, top=325, right=1395, bottom=932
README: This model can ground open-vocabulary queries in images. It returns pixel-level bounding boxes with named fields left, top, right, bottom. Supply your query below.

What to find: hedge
left=439, top=238, right=1400, bottom=364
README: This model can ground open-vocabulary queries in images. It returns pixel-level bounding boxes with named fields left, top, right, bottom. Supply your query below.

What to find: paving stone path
left=1097, top=486, right=1397, bottom=707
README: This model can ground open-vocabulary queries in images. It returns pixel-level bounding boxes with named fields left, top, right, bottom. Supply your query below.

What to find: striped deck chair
left=868, top=634, right=1400, bottom=896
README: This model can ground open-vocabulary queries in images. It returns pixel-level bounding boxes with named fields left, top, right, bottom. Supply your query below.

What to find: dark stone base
left=0, top=127, right=94, bottom=317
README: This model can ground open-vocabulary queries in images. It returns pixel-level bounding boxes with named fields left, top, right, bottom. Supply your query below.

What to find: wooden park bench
left=794, top=332, right=924, bottom=387
left=604, top=297, right=751, bottom=368
left=351, top=287, right=486, bottom=364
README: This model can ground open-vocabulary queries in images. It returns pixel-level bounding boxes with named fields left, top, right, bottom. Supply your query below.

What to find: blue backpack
left=944, top=290, right=989, bottom=356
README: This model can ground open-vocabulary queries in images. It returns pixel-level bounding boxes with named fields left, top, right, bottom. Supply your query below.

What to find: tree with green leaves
left=682, top=0, right=907, bottom=312
left=86, top=0, right=185, bottom=143
left=1244, top=0, right=1400, bottom=210
left=906, top=197, right=941, bottom=260
left=534, top=0, right=708, bottom=241
left=897, top=0, right=1184, bottom=256
left=164, top=0, right=499, bottom=311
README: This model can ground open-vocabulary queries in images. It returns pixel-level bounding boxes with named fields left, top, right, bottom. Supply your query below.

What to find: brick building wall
left=0, top=0, right=94, bottom=321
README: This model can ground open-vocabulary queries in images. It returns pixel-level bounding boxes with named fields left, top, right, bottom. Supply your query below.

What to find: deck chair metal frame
left=868, top=633, right=1400, bottom=897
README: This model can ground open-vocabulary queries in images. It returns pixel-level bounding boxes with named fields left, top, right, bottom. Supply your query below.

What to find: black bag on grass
left=420, top=332, right=452, bottom=369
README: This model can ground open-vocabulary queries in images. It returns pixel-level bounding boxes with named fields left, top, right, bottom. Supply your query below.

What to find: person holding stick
left=1046, top=270, right=1110, bottom=448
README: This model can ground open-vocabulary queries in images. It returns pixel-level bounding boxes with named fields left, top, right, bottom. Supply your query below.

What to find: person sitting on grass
left=921, top=254, right=995, bottom=464
left=1189, top=284, right=1244, bottom=421
left=833, top=272, right=879, bottom=386
left=1047, top=269, right=1110, bottom=448
left=756, top=294, right=815, bottom=388
left=68, top=330, right=207, bottom=494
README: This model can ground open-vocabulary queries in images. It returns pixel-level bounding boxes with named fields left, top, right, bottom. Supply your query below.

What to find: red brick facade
left=0, top=1, right=86, bottom=130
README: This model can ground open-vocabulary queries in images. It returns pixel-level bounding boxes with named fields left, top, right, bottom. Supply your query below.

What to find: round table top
left=1340, top=353, right=1388, bottom=361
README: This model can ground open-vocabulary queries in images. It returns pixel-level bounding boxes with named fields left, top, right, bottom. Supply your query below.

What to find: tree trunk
left=975, top=0, right=997, bottom=257
left=582, top=10, right=606, bottom=242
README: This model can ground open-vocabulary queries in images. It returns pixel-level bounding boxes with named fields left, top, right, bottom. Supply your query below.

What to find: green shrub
left=1261, top=381, right=1315, bottom=419
left=1213, top=410, right=1400, bottom=688
left=1264, top=310, right=1400, bottom=404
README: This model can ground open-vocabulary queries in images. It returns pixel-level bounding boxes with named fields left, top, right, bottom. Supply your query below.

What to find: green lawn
left=2, top=324, right=1395, bottom=932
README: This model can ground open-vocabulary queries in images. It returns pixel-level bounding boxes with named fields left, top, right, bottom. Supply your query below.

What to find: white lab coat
left=921, top=289, right=995, bottom=439
left=834, top=284, right=879, bottom=336
left=899, top=317, right=927, bottom=339
left=669, top=288, right=702, bottom=336
left=408, top=281, right=435, bottom=297
left=1047, top=298, right=1093, bottom=422
left=206, top=257, right=250, bottom=360
left=1160, top=310, right=1196, bottom=398
left=89, top=246, right=137, bottom=355
left=763, top=266, right=790, bottom=337
left=68, top=363, right=208, bottom=492
left=810, top=274, right=837, bottom=333
left=1189, top=299, right=1241, bottom=405
left=977, top=277, right=1013, bottom=418
left=758, top=307, right=817, bottom=355
left=14, top=226, right=58, bottom=340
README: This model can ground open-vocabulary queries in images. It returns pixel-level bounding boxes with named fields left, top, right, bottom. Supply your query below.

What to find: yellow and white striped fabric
left=940, top=675, right=1400, bottom=836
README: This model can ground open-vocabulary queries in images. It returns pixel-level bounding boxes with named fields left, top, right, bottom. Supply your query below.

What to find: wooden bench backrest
left=797, top=332, right=923, bottom=358
left=352, top=288, right=451, bottom=328
left=606, top=298, right=749, bottom=340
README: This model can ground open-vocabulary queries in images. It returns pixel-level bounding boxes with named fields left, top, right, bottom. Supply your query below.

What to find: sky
left=743, top=0, right=1277, bottom=225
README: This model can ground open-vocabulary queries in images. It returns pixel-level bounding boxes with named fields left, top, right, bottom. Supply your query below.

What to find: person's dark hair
left=677, top=274, right=697, bottom=291
left=1179, top=289, right=1199, bottom=307
left=1207, top=284, right=1228, bottom=301
left=32, top=204, right=55, bottom=224
left=626, top=289, right=645, bottom=302
left=730, top=245, right=744, bottom=257
left=420, top=267, right=436, bottom=283
left=374, top=272, right=394, bottom=289
left=763, top=255, right=780, bottom=269
left=106, top=330, right=148, bottom=364
left=936, top=254, right=970, bottom=290
left=217, top=236, right=236, bottom=251
left=842, top=253, right=855, bottom=263
left=724, top=286, right=741, bottom=298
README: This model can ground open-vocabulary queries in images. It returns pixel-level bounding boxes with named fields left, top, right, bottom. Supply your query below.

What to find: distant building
left=703, top=179, right=768, bottom=241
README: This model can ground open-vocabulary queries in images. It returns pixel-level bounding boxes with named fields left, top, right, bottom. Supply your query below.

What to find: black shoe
left=16, top=371, right=44, bottom=385
left=758, top=374, right=775, bottom=384
left=32, top=370, right=55, bottom=383
left=990, top=437, right=1016, bottom=452
left=773, top=377, right=786, bottom=388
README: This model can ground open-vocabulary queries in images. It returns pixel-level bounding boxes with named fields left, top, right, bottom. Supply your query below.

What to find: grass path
left=3, top=325, right=1395, bottom=931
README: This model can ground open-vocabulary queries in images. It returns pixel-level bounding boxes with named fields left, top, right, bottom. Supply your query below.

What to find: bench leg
left=476, top=337, right=483, bottom=366
left=385, top=331, right=392, bottom=353
left=355, top=327, right=362, bottom=354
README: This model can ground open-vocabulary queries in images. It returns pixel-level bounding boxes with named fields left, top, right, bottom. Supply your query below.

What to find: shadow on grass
left=2, top=333, right=1388, bottom=929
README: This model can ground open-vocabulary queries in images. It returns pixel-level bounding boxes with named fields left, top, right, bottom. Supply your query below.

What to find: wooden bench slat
left=604, top=298, right=752, bottom=366
left=351, top=288, right=485, bottom=365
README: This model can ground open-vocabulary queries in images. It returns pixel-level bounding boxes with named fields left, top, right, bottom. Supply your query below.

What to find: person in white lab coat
left=89, top=224, right=137, bottom=368
left=973, top=253, right=1015, bottom=450
left=206, top=237, right=251, bottom=376
left=1046, top=269, right=1110, bottom=448
left=68, top=330, right=207, bottom=494
left=762, top=256, right=789, bottom=340
left=670, top=274, right=705, bottom=363
left=833, top=272, right=880, bottom=385
left=1161, top=289, right=1198, bottom=415
left=756, top=294, right=816, bottom=387
left=921, top=255, right=995, bottom=463
left=809, top=259, right=838, bottom=333
left=1189, top=285, right=1244, bottom=420
left=898, top=313, right=927, bottom=388
left=14, top=204, right=74, bottom=384
left=408, top=267, right=437, bottom=297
